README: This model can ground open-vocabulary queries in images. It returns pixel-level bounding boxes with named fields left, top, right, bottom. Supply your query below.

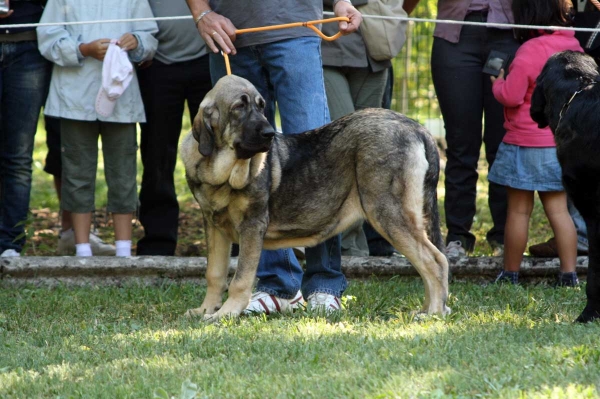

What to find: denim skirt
left=488, top=143, right=564, bottom=191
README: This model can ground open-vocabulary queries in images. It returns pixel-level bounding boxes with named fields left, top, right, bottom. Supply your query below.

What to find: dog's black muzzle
left=235, top=116, right=275, bottom=159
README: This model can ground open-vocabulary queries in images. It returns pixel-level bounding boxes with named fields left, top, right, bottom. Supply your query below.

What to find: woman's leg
left=539, top=191, right=577, bottom=273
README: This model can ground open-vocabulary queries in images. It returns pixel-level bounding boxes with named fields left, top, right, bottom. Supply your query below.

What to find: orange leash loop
left=222, top=17, right=349, bottom=75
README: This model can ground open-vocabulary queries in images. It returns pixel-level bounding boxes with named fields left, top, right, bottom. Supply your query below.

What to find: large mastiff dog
left=180, top=75, right=450, bottom=321
left=531, top=50, right=600, bottom=323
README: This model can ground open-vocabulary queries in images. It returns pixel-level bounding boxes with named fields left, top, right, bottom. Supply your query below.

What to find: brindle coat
left=180, top=74, right=450, bottom=321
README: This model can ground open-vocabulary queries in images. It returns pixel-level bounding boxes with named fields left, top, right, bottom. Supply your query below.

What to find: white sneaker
left=446, top=240, right=467, bottom=257
left=243, top=290, right=305, bottom=315
left=58, top=229, right=116, bottom=256
left=306, top=292, right=342, bottom=314
left=1, top=249, right=20, bottom=257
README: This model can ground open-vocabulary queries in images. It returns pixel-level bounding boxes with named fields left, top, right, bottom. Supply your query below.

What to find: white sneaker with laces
left=445, top=240, right=466, bottom=257
left=306, top=292, right=342, bottom=314
left=1, top=249, right=20, bottom=257
left=243, top=290, right=305, bottom=315
left=58, top=229, right=116, bottom=256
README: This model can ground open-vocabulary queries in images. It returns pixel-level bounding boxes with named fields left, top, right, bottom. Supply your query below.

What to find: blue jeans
left=210, top=36, right=347, bottom=299
left=0, top=41, right=51, bottom=252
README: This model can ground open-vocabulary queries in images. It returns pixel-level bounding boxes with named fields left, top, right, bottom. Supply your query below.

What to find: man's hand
left=334, top=1, right=362, bottom=34
left=118, top=33, right=138, bottom=51
left=79, top=39, right=111, bottom=61
left=197, top=11, right=237, bottom=55
left=0, top=10, right=14, bottom=18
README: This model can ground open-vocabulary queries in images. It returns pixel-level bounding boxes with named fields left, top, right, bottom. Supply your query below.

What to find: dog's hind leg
left=360, top=146, right=449, bottom=315
left=368, top=210, right=450, bottom=315
left=185, top=222, right=231, bottom=318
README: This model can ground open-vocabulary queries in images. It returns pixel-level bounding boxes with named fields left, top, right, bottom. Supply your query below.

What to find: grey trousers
left=60, top=118, right=137, bottom=214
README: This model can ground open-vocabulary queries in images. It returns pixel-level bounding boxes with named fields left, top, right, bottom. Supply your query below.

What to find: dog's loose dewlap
left=180, top=74, right=450, bottom=321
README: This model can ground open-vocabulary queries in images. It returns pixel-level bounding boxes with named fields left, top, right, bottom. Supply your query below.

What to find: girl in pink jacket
left=488, top=0, right=583, bottom=286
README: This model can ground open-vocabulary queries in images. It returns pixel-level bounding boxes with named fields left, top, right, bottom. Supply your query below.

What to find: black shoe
left=553, top=272, right=579, bottom=287
left=493, top=270, right=519, bottom=285
left=529, top=237, right=588, bottom=257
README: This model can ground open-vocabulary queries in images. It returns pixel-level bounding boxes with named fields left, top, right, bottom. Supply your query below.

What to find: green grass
left=1, top=280, right=599, bottom=398
left=8, top=113, right=597, bottom=399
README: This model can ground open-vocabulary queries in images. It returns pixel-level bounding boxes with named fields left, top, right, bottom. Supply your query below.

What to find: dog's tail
left=420, top=129, right=445, bottom=253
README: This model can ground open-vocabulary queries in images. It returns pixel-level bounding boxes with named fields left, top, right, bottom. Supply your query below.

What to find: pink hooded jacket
left=492, top=30, right=583, bottom=147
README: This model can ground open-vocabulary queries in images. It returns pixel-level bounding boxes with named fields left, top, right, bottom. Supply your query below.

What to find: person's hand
left=333, top=1, right=362, bottom=34
left=118, top=33, right=138, bottom=51
left=79, top=39, right=111, bottom=61
left=0, top=10, right=14, bottom=18
left=197, top=11, right=237, bottom=55
left=490, top=68, right=505, bottom=83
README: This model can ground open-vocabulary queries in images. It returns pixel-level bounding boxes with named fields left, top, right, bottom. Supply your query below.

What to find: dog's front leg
left=185, top=221, right=231, bottom=318
left=205, top=222, right=265, bottom=321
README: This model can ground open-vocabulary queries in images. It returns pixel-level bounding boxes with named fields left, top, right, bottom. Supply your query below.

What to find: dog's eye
left=257, top=99, right=265, bottom=110
left=232, top=102, right=245, bottom=111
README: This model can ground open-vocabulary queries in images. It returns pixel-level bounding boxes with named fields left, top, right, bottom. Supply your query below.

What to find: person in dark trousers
left=431, top=0, right=520, bottom=257
left=0, top=0, right=52, bottom=257
left=136, top=0, right=213, bottom=256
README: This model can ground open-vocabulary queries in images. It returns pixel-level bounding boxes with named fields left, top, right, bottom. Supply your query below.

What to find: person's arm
left=37, top=0, right=88, bottom=66
left=125, top=0, right=159, bottom=63
left=491, top=54, right=531, bottom=107
left=186, top=0, right=238, bottom=54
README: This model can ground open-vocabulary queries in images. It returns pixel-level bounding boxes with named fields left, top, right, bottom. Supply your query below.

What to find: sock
left=115, top=240, right=132, bottom=257
left=75, top=243, right=92, bottom=257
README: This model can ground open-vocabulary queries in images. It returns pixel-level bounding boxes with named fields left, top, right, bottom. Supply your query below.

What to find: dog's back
left=265, top=108, right=444, bottom=252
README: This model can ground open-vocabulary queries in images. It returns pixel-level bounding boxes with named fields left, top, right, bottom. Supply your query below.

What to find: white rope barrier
left=1, top=12, right=600, bottom=33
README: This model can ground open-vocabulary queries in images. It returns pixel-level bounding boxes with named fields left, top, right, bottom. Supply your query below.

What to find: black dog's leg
left=576, top=217, right=600, bottom=323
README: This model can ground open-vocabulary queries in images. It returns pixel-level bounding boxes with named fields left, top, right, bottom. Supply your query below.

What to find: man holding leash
left=186, top=0, right=362, bottom=313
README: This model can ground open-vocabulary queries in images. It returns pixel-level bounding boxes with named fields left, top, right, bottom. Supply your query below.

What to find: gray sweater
left=149, top=0, right=208, bottom=64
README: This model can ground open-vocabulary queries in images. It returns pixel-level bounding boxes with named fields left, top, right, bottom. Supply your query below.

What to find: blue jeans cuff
left=302, top=286, right=346, bottom=300
left=253, top=286, right=299, bottom=300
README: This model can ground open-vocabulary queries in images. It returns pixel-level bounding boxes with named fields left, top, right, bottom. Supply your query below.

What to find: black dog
left=531, top=50, right=600, bottom=323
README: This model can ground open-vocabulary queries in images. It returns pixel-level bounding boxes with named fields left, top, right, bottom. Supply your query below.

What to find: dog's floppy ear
left=193, top=101, right=220, bottom=157
left=530, top=78, right=549, bottom=129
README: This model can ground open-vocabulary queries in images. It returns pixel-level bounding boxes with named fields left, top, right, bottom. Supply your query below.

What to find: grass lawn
left=1, top=280, right=599, bottom=398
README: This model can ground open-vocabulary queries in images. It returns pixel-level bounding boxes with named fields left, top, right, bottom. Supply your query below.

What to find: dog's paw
left=183, top=307, right=206, bottom=318
left=574, top=306, right=600, bottom=323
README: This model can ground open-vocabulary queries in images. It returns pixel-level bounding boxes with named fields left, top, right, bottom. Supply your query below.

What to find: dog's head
left=531, top=50, right=600, bottom=130
left=192, top=75, right=276, bottom=159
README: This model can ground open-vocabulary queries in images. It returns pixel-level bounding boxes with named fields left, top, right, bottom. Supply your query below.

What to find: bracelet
left=194, top=10, right=213, bottom=26
left=332, top=0, right=352, bottom=8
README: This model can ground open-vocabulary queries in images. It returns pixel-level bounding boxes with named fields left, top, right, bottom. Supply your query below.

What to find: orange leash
left=222, top=17, right=350, bottom=75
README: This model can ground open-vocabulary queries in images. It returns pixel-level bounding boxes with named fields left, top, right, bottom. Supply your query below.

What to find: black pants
left=431, top=14, right=520, bottom=251
left=136, top=55, right=212, bottom=255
